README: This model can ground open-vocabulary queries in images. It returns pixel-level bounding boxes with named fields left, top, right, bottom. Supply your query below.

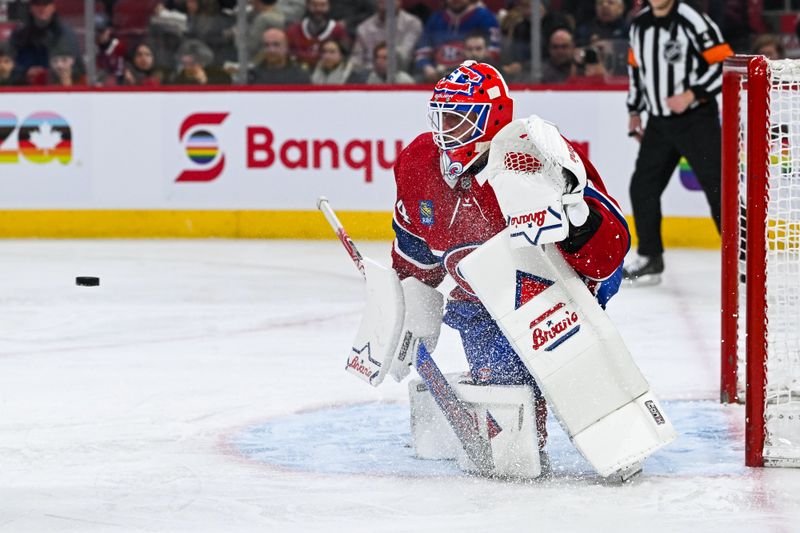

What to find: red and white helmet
left=428, top=61, right=514, bottom=187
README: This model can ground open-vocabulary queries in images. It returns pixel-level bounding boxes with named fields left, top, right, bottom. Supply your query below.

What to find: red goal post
left=721, top=55, right=800, bottom=467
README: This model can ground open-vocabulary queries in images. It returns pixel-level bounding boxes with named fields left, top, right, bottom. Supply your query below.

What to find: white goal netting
left=737, top=59, right=800, bottom=465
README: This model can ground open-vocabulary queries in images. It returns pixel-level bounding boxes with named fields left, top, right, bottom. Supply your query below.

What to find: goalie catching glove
left=477, top=115, right=589, bottom=247
left=345, top=258, right=444, bottom=387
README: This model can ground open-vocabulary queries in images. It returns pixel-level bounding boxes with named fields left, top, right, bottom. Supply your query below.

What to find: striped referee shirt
left=627, top=1, right=733, bottom=117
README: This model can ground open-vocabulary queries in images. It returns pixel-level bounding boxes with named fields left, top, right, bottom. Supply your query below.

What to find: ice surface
left=0, top=240, right=798, bottom=532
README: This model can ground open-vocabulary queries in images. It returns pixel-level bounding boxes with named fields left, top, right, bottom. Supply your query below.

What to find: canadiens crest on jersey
left=443, top=244, right=481, bottom=296
left=420, top=200, right=435, bottom=226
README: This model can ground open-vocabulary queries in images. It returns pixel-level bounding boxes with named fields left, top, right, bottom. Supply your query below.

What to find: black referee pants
left=629, top=102, right=722, bottom=257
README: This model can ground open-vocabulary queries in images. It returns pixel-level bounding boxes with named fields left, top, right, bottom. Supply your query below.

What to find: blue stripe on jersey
left=584, top=184, right=631, bottom=254
left=392, top=219, right=440, bottom=266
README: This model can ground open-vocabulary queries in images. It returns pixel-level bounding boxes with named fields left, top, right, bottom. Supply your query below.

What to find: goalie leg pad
left=443, top=299, right=541, bottom=391
left=408, top=373, right=468, bottom=461
left=458, top=231, right=677, bottom=477
left=409, top=375, right=542, bottom=479
left=571, top=391, right=674, bottom=478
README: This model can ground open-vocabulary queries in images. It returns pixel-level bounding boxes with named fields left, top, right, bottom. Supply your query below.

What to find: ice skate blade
left=623, top=273, right=662, bottom=287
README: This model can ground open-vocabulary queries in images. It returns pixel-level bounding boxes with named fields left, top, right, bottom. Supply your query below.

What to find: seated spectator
left=415, top=0, right=500, bottom=83
left=402, top=0, right=438, bottom=24
left=364, top=41, right=415, bottom=84
left=156, top=1, right=189, bottom=14
left=310, top=38, right=364, bottom=84
left=167, top=38, right=231, bottom=85
left=10, top=0, right=84, bottom=81
left=150, top=1, right=189, bottom=33
left=464, top=32, right=491, bottom=63
left=95, top=14, right=127, bottom=86
left=249, top=27, right=311, bottom=84
left=351, top=0, right=422, bottom=71
left=752, top=34, right=784, bottom=60
left=47, top=42, right=85, bottom=86
left=567, top=45, right=610, bottom=84
left=561, top=0, right=597, bottom=30
left=286, top=0, right=349, bottom=70
left=542, top=27, right=577, bottom=83
left=185, top=0, right=237, bottom=66
left=248, top=0, right=286, bottom=59
left=277, top=0, right=306, bottom=25
left=124, top=42, right=164, bottom=85
left=146, top=2, right=187, bottom=72
left=0, top=41, right=25, bottom=86
left=329, top=0, right=375, bottom=39
left=499, top=0, right=572, bottom=82
left=576, top=0, right=628, bottom=46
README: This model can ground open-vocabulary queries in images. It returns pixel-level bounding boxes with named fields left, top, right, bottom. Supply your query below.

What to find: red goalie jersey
left=391, top=132, right=631, bottom=303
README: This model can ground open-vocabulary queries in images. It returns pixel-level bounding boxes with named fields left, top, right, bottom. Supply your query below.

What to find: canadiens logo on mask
left=435, top=64, right=486, bottom=97
left=428, top=61, right=514, bottom=187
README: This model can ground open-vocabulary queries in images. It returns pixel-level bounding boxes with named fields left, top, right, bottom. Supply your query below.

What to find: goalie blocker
left=458, top=231, right=676, bottom=478
left=345, top=258, right=444, bottom=386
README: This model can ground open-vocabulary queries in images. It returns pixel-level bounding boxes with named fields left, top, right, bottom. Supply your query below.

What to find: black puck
left=76, top=276, right=100, bottom=287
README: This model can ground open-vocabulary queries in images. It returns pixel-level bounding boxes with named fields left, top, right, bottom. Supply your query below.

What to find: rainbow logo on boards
left=0, top=113, right=17, bottom=164
left=678, top=157, right=701, bottom=191
left=18, top=112, right=72, bottom=164
left=769, top=128, right=792, bottom=171
left=176, top=113, right=229, bottom=182
left=0, top=111, right=72, bottom=165
left=185, top=130, right=219, bottom=165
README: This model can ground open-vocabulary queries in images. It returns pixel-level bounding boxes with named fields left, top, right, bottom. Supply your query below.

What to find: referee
left=623, top=0, right=733, bottom=285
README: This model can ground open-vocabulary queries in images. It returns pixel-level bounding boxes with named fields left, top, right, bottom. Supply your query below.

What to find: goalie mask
left=428, top=61, right=514, bottom=187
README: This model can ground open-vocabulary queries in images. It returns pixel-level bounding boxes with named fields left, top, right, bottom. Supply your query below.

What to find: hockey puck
left=76, top=276, right=100, bottom=287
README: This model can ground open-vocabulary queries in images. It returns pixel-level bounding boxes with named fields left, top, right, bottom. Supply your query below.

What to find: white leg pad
left=572, top=391, right=674, bottom=477
left=408, top=375, right=463, bottom=460
left=409, top=375, right=541, bottom=478
left=457, top=231, right=677, bottom=478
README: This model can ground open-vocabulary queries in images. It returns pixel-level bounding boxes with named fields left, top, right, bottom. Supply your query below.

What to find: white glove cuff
left=566, top=200, right=590, bottom=227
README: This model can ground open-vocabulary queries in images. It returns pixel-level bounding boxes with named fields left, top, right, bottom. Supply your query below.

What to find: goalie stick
left=317, top=197, right=366, bottom=279
left=316, top=196, right=495, bottom=473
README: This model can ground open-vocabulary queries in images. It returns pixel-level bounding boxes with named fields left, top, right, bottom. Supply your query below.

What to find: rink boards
left=0, top=87, right=719, bottom=247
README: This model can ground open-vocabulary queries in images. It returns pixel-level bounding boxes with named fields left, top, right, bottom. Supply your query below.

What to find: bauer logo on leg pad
left=529, top=302, right=581, bottom=352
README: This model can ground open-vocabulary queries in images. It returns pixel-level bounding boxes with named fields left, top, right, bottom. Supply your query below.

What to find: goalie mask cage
left=721, top=55, right=800, bottom=467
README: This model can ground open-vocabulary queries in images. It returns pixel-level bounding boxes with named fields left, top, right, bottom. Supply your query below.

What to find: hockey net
left=721, top=56, right=800, bottom=467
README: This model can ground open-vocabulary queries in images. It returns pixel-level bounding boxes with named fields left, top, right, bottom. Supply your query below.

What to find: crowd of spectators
left=0, top=0, right=795, bottom=88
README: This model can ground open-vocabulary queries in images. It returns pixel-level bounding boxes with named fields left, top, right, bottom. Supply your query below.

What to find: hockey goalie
left=343, top=60, right=676, bottom=481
